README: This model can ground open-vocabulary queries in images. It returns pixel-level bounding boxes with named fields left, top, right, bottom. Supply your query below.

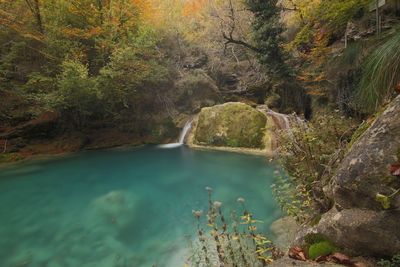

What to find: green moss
left=309, top=215, right=322, bottom=227
left=150, top=119, right=179, bottom=144
left=194, top=103, right=267, bottom=149
left=347, top=103, right=390, bottom=152
left=308, top=241, right=337, bottom=260
left=348, top=120, right=373, bottom=150
left=304, top=233, right=330, bottom=246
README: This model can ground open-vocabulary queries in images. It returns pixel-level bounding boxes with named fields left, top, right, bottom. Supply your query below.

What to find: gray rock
left=331, top=96, right=400, bottom=210
left=270, top=217, right=299, bottom=250
left=295, top=96, right=400, bottom=257
left=268, top=256, right=342, bottom=267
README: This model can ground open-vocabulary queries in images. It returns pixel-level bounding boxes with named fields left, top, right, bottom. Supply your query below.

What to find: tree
left=245, top=0, right=288, bottom=76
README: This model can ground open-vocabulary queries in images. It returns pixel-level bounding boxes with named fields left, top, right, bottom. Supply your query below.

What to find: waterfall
left=256, top=105, right=308, bottom=150
left=158, top=118, right=193, bottom=148
left=179, top=118, right=193, bottom=144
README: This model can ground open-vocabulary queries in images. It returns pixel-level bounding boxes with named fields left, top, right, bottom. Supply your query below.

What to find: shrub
left=357, top=28, right=400, bottom=113
left=274, top=113, right=355, bottom=221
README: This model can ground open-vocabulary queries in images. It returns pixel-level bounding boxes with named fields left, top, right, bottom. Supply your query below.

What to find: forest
left=1, top=0, right=400, bottom=266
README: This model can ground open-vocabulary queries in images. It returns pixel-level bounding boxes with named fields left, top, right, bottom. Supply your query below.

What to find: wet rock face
left=300, top=96, right=400, bottom=257
left=193, top=102, right=267, bottom=149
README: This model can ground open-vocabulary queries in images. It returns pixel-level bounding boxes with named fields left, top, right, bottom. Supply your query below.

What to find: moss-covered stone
left=308, top=241, right=337, bottom=260
left=149, top=119, right=179, bottom=144
left=193, top=102, right=267, bottom=148
left=304, top=233, right=330, bottom=246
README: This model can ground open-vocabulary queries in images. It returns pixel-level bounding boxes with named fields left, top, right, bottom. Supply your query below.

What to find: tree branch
left=222, top=31, right=260, bottom=53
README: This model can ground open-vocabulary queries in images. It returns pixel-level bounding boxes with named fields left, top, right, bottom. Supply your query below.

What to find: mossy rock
left=149, top=119, right=179, bottom=144
left=304, top=233, right=330, bottom=246
left=309, top=215, right=322, bottom=227
left=308, top=241, right=338, bottom=260
left=193, top=102, right=267, bottom=148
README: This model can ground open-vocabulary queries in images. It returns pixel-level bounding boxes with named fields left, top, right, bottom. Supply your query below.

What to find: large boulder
left=295, top=96, right=400, bottom=257
left=192, top=102, right=267, bottom=149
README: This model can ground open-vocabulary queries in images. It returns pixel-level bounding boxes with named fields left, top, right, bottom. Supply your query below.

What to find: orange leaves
left=182, top=0, right=206, bottom=18
left=64, top=26, right=103, bottom=39
left=297, top=71, right=328, bottom=97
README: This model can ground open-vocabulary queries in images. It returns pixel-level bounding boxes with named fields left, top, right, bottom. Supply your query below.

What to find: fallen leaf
left=354, top=262, right=368, bottom=267
left=315, top=254, right=328, bottom=262
left=289, top=246, right=306, bottom=261
left=329, top=253, right=353, bottom=265
left=365, top=116, right=375, bottom=123
left=390, top=163, right=400, bottom=176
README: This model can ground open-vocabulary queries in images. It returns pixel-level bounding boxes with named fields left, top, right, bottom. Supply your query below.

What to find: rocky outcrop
left=192, top=102, right=268, bottom=149
left=294, top=96, right=400, bottom=257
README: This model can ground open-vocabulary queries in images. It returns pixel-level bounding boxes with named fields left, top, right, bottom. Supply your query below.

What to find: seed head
left=214, top=201, right=222, bottom=208
left=192, top=210, right=203, bottom=218
left=237, top=197, right=245, bottom=203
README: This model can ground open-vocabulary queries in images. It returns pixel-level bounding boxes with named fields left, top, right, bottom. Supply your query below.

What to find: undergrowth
left=186, top=187, right=283, bottom=266
left=273, top=113, right=355, bottom=223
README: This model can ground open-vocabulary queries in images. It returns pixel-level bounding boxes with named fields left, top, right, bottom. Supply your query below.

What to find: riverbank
left=189, top=143, right=274, bottom=157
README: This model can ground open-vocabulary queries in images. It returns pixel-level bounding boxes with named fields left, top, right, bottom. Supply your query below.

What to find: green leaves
left=376, top=193, right=390, bottom=209
left=245, top=0, right=288, bottom=76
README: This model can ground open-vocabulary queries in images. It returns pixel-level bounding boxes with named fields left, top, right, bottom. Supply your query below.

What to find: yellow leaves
left=248, top=226, right=257, bottom=231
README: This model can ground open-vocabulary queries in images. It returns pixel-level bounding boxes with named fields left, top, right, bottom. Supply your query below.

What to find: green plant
left=187, top=187, right=282, bottom=266
left=308, top=241, right=337, bottom=260
left=272, top=172, right=313, bottom=223
left=378, top=254, right=400, bottom=267
left=357, top=28, right=400, bottom=113
left=275, top=113, right=355, bottom=221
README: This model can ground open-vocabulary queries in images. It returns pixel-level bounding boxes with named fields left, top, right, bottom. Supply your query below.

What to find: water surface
left=0, top=146, right=281, bottom=267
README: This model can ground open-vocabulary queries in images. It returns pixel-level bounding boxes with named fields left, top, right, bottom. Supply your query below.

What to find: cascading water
left=158, top=118, right=193, bottom=148
left=179, top=118, right=193, bottom=144
left=256, top=105, right=307, bottom=150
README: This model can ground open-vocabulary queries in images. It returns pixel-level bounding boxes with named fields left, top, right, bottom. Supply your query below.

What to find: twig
left=2, top=139, right=7, bottom=153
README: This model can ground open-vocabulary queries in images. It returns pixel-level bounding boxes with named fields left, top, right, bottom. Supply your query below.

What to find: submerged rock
left=193, top=102, right=267, bottom=149
left=295, top=96, right=400, bottom=257
left=270, top=217, right=299, bottom=251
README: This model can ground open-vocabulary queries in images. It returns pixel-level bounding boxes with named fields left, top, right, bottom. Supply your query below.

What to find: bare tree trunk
left=25, top=0, right=43, bottom=33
